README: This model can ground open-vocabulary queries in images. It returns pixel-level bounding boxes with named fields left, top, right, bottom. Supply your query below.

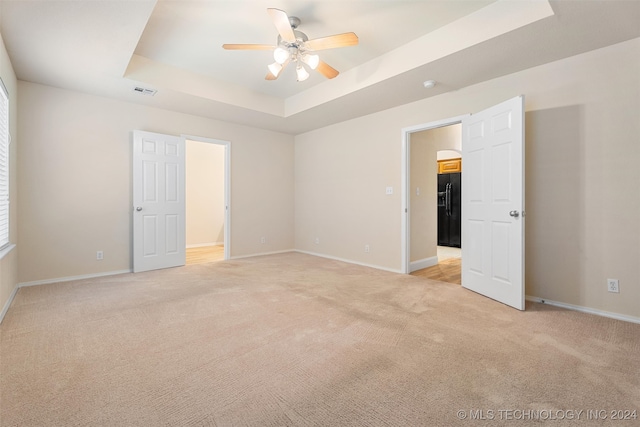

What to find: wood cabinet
left=438, top=158, right=461, bottom=174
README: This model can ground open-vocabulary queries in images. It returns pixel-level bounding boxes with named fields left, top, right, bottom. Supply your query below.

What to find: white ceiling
left=135, top=0, right=496, bottom=99
left=1, top=0, right=639, bottom=134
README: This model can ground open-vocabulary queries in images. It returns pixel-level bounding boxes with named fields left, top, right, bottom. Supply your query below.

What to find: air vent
left=133, top=87, right=157, bottom=96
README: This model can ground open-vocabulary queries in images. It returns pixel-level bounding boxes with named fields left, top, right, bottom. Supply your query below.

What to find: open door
left=133, top=130, right=186, bottom=273
left=462, top=96, right=525, bottom=310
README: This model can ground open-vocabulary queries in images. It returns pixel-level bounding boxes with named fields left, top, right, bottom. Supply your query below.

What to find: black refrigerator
left=437, top=172, right=461, bottom=248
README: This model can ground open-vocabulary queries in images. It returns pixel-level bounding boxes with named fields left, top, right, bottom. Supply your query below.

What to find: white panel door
left=133, top=130, right=186, bottom=273
left=462, top=96, right=525, bottom=310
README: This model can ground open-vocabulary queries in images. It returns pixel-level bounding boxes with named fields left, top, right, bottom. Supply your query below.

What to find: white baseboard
left=526, top=295, right=640, bottom=325
left=230, top=249, right=295, bottom=260
left=0, top=284, right=19, bottom=324
left=409, top=256, right=438, bottom=273
left=18, top=269, right=132, bottom=288
left=6, top=261, right=638, bottom=328
left=186, top=242, right=223, bottom=249
left=294, top=250, right=403, bottom=274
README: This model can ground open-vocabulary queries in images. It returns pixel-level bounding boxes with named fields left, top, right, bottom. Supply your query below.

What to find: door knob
left=136, top=207, right=143, bottom=212
left=509, top=210, right=519, bottom=218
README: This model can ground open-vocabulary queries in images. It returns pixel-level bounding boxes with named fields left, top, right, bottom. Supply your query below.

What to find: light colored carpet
left=1, top=252, right=639, bottom=426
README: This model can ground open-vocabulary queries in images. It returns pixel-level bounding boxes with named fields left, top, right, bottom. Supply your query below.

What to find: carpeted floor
left=1, top=252, right=639, bottom=426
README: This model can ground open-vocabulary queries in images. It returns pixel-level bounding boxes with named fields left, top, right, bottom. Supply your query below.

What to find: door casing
left=183, top=134, right=231, bottom=261
left=401, top=115, right=468, bottom=275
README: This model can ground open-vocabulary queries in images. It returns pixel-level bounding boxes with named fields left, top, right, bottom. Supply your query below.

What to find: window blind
left=0, top=79, right=9, bottom=248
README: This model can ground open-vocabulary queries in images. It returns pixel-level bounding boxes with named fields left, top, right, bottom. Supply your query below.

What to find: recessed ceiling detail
left=3, top=0, right=640, bottom=134
left=124, top=0, right=555, bottom=122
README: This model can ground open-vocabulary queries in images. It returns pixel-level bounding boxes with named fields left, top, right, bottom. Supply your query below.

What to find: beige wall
left=17, top=82, right=294, bottom=283
left=186, top=140, right=225, bottom=247
left=409, top=125, right=461, bottom=264
left=295, top=38, right=640, bottom=318
left=294, top=119, right=401, bottom=269
left=9, top=35, right=640, bottom=320
left=0, top=33, right=18, bottom=318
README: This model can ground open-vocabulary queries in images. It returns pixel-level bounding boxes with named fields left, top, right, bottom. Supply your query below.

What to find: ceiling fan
left=222, top=8, right=358, bottom=82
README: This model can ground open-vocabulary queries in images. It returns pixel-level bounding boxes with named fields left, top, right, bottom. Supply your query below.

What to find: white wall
left=186, top=140, right=225, bottom=247
left=17, top=82, right=294, bottom=283
left=437, top=150, right=461, bottom=161
left=0, top=33, right=18, bottom=318
left=295, top=38, right=640, bottom=318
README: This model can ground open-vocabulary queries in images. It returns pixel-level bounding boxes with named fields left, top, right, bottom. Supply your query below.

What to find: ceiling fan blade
left=305, top=32, right=358, bottom=51
left=267, top=8, right=296, bottom=43
left=222, top=44, right=275, bottom=50
left=316, top=60, right=339, bottom=79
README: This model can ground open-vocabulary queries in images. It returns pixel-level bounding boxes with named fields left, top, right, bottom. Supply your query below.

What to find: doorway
left=132, top=131, right=231, bottom=272
left=401, top=96, right=526, bottom=310
left=404, top=121, right=463, bottom=284
left=185, top=136, right=230, bottom=265
left=402, top=117, right=462, bottom=283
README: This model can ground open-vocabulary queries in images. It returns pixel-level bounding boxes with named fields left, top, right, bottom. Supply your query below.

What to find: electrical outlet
left=364, top=245, right=370, bottom=253
left=96, top=251, right=103, bottom=260
left=315, top=237, right=320, bottom=244
left=607, top=279, right=619, bottom=293
left=260, top=236, right=266, bottom=244
left=386, top=186, right=393, bottom=195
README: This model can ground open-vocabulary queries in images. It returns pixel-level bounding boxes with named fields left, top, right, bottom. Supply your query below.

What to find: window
left=0, top=78, right=9, bottom=248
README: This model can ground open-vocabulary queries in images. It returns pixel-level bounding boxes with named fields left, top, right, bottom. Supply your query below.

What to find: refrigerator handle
left=445, top=183, right=448, bottom=216
left=445, top=183, right=451, bottom=217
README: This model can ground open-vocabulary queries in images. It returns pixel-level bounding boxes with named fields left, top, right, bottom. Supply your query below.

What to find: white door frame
left=401, top=115, right=469, bottom=274
left=183, top=134, right=231, bottom=260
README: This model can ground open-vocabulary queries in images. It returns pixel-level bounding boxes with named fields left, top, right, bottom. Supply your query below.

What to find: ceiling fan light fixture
left=296, top=64, right=310, bottom=82
left=273, top=47, right=289, bottom=64
left=224, top=9, right=358, bottom=82
left=268, top=62, right=283, bottom=77
left=302, top=53, right=319, bottom=70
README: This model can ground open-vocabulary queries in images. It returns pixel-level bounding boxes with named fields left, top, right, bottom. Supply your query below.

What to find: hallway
left=411, top=247, right=461, bottom=285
